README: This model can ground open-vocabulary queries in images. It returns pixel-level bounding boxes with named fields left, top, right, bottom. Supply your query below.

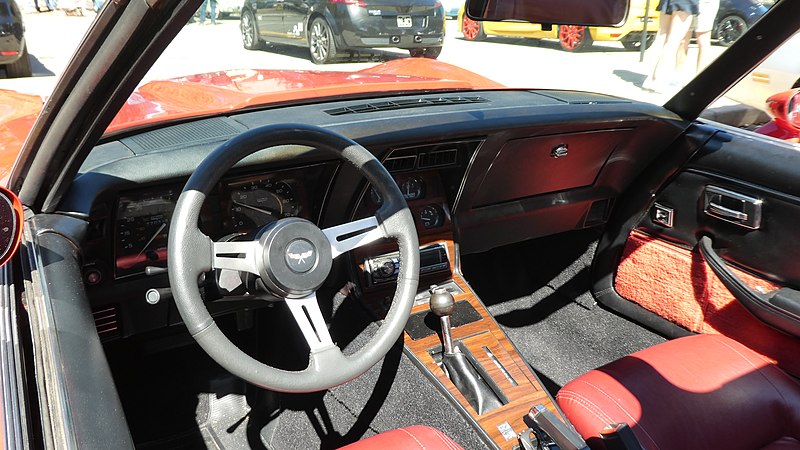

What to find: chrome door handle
left=707, top=202, right=748, bottom=221
left=703, top=186, right=762, bottom=229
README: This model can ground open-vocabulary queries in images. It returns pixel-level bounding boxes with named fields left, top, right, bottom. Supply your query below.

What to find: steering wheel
left=168, top=124, right=419, bottom=393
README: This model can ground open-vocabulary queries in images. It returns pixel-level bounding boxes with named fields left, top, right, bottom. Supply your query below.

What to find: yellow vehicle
left=458, top=0, right=659, bottom=52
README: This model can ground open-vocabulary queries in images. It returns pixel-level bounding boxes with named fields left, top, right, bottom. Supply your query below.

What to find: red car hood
left=0, top=59, right=503, bottom=183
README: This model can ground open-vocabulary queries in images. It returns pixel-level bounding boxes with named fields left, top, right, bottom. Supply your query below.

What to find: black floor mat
left=462, top=228, right=666, bottom=392
left=110, top=291, right=487, bottom=450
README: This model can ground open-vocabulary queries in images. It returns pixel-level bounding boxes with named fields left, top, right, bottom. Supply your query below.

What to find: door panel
left=596, top=122, right=800, bottom=377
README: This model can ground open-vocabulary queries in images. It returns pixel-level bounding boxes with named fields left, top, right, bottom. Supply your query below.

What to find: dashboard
left=67, top=89, right=684, bottom=342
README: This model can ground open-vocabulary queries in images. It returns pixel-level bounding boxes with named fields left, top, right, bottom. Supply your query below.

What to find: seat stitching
left=430, top=428, right=458, bottom=450
left=714, top=337, right=792, bottom=434
left=399, top=427, right=429, bottom=450
left=570, top=380, right=661, bottom=450
left=435, top=429, right=460, bottom=450
left=557, top=391, right=615, bottom=425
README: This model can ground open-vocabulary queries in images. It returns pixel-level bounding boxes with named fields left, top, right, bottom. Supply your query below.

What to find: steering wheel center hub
left=284, top=239, right=317, bottom=273
left=257, top=218, right=332, bottom=298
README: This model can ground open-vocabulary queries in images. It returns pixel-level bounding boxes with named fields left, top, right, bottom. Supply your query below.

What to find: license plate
left=397, top=15, right=412, bottom=27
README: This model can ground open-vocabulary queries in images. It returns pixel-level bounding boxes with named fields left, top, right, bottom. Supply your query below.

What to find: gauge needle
left=137, top=222, right=166, bottom=257
left=233, top=200, right=276, bottom=216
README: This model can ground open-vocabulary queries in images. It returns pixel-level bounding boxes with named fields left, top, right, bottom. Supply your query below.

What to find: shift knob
left=429, top=286, right=456, bottom=354
left=429, top=287, right=455, bottom=317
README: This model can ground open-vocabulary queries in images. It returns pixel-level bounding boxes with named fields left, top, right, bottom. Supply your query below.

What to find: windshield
left=0, top=0, right=788, bottom=131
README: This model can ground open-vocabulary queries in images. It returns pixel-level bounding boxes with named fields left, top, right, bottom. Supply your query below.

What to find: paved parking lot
left=1, top=9, right=735, bottom=110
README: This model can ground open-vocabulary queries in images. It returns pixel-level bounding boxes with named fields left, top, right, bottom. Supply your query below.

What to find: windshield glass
left=0, top=0, right=787, bottom=129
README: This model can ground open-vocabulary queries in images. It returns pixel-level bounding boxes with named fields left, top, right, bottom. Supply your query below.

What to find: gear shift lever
left=429, top=286, right=455, bottom=354
left=428, top=285, right=504, bottom=415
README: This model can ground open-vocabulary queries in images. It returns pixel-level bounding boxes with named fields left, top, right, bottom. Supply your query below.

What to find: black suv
left=240, top=0, right=445, bottom=64
left=0, top=0, right=30, bottom=78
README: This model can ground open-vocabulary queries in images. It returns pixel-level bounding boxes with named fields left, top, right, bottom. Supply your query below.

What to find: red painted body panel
left=110, top=59, right=503, bottom=133
left=756, top=88, right=800, bottom=142
left=0, top=90, right=45, bottom=185
left=0, top=59, right=504, bottom=184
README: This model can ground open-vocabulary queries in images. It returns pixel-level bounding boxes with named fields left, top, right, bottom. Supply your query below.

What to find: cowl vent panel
left=324, top=96, right=489, bottom=116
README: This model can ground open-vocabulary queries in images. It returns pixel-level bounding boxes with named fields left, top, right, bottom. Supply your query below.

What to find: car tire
left=558, top=25, right=592, bottom=52
left=241, top=10, right=264, bottom=50
left=308, top=17, right=337, bottom=65
left=716, top=15, right=747, bottom=47
left=621, top=33, right=655, bottom=50
left=408, top=47, right=442, bottom=59
left=4, top=45, right=32, bottom=78
left=462, top=15, right=485, bottom=41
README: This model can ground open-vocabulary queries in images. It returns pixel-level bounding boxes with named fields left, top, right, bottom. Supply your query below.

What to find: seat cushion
left=556, top=334, right=800, bottom=450
left=338, top=425, right=464, bottom=450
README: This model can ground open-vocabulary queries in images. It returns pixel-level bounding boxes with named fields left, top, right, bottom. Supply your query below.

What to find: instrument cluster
left=112, top=164, right=332, bottom=279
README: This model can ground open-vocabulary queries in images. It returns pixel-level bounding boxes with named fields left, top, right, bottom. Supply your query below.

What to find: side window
left=703, top=30, right=800, bottom=144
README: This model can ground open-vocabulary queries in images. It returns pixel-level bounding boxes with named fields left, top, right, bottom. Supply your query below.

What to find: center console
left=353, top=169, right=569, bottom=449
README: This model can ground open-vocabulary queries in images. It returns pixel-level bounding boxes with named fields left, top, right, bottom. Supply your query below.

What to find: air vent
left=93, top=305, right=121, bottom=342
left=584, top=198, right=613, bottom=227
left=384, top=155, right=417, bottom=172
left=324, top=96, right=489, bottom=116
left=418, top=148, right=458, bottom=169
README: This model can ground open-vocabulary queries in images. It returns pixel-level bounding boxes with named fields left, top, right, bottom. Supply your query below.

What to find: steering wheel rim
left=168, top=123, right=419, bottom=393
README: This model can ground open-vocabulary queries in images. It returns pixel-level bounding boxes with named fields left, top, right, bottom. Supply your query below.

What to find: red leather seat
left=338, top=425, right=464, bottom=450
left=556, top=334, right=800, bottom=450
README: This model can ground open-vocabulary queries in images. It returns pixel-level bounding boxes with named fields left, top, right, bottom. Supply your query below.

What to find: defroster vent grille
left=324, top=96, right=489, bottom=116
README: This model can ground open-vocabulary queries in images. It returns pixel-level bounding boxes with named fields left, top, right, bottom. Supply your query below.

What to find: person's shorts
left=694, top=0, right=720, bottom=32
left=657, top=0, right=699, bottom=15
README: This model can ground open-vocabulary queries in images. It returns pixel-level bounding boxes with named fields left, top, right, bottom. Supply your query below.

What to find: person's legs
left=647, top=12, right=673, bottom=82
left=676, top=27, right=692, bottom=74
left=210, top=0, right=217, bottom=24
left=199, top=0, right=208, bottom=24
left=653, top=10, right=692, bottom=84
left=694, top=30, right=712, bottom=72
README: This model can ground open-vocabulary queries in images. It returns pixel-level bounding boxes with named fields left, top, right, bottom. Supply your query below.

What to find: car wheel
left=309, top=17, right=337, bottom=65
left=716, top=15, right=747, bottom=46
left=408, top=47, right=442, bottom=59
left=241, top=10, right=264, bottom=50
left=462, top=15, right=485, bottom=41
left=559, top=25, right=592, bottom=52
left=621, top=33, right=655, bottom=50
left=4, top=45, right=32, bottom=78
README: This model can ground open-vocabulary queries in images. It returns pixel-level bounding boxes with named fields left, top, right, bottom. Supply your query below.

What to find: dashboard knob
left=376, top=259, right=396, bottom=278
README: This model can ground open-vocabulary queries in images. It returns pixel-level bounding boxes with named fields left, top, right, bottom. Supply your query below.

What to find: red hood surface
left=109, top=59, right=503, bottom=132
left=0, top=59, right=503, bottom=183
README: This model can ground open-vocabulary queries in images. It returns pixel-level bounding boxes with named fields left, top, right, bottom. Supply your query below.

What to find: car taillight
left=330, top=0, right=366, bottom=7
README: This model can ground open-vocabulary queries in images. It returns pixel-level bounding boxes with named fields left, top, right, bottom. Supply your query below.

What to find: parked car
left=1, top=0, right=800, bottom=449
left=725, top=31, right=800, bottom=111
left=216, top=0, right=241, bottom=18
left=713, top=0, right=773, bottom=46
left=0, top=0, right=30, bottom=78
left=441, top=0, right=460, bottom=18
left=457, top=0, right=659, bottom=51
left=754, top=88, right=800, bottom=141
left=240, top=0, right=445, bottom=64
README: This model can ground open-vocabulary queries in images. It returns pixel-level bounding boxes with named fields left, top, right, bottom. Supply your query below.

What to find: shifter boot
left=442, top=350, right=504, bottom=415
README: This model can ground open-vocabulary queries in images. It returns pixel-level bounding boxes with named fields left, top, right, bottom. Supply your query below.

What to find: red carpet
left=615, top=231, right=800, bottom=376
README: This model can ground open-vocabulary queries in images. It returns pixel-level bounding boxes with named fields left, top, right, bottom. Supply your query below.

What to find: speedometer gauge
left=228, top=179, right=301, bottom=232
left=115, top=187, right=177, bottom=278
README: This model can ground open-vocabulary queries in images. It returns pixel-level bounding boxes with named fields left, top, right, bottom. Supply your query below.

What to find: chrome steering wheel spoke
left=285, top=292, right=337, bottom=353
left=322, top=216, right=386, bottom=259
left=211, top=240, right=262, bottom=275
